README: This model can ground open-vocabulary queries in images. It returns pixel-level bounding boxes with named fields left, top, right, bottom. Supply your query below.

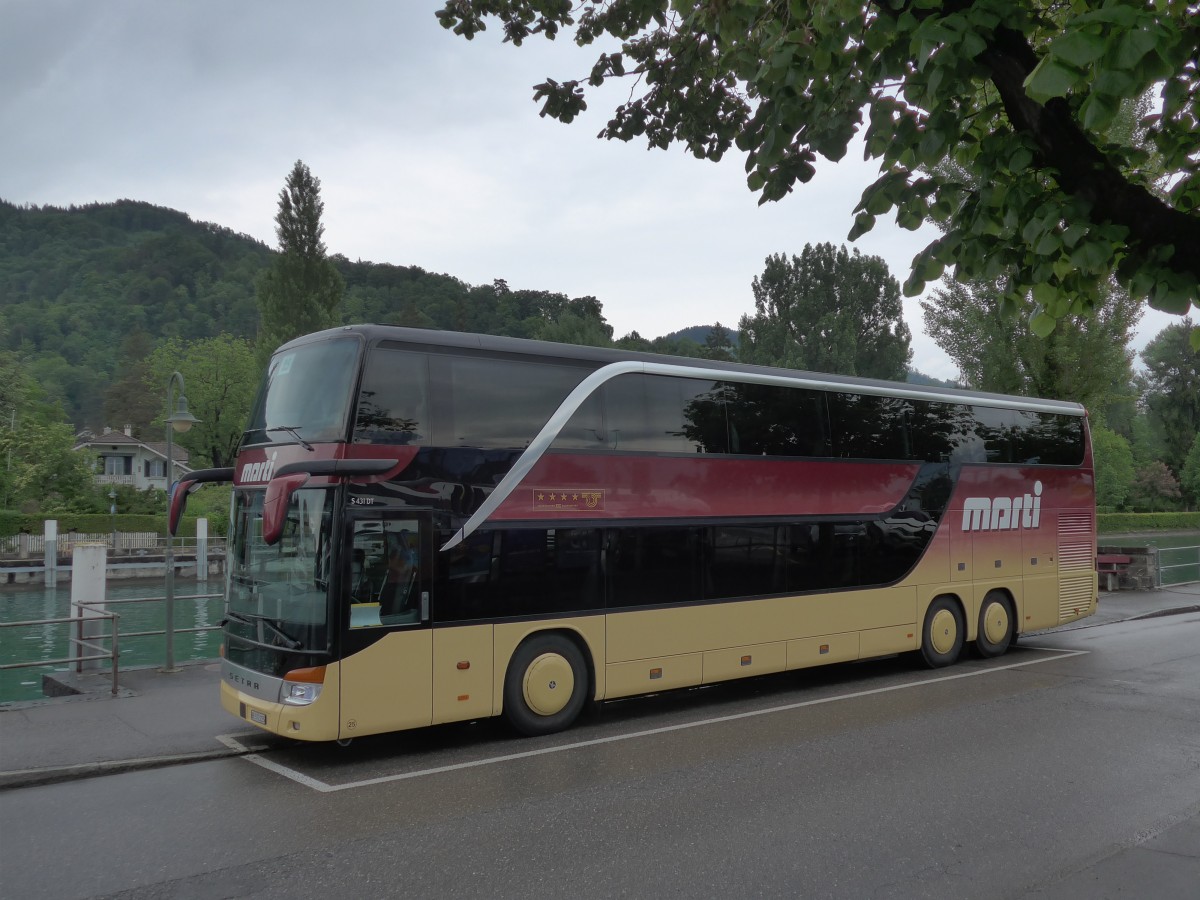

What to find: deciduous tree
left=0, top=419, right=94, bottom=514
left=921, top=279, right=1140, bottom=413
left=437, top=1, right=1200, bottom=342
left=1091, top=425, right=1135, bottom=511
left=1130, top=460, right=1182, bottom=512
left=145, top=335, right=259, bottom=469
left=1139, top=318, right=1200, bottom=475
left=739, top=243, right=911, bottom=379
left=1180, top=434, right=1200, bottom=510
left=535, top=310, right=614, bottom=347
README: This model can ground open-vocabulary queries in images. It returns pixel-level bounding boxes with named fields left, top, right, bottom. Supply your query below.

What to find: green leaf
left=864, top=186, right=894, bottom=216
left=1081, top=93, right=1120, bottom=132
left=1115, top=27, right=1160, bottom=70
left=1030, top=308, right=1058, bottom=337
left=1031, top=282, right=1058, bottom=308
left=1150, top=281, right=1194, bottom=315
left=918, top=256, right=945, bottom=282
left=1092, top=69, right=1136, bottom=98
left=1068, top=240, right=1112, bottom=272
left=1052, top=31, right=1107, bottom=68
left=1034, top=232, right=1062, bottom=256
left=847, top=211, right=876, bottom=241
left=1008, top=146, right=1034, bottom=171
left=1024, top=58, right=1080, bottom=103
left=1060, top=223, right=1088, bottom=248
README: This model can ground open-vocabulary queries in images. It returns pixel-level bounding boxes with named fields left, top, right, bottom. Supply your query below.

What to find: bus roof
left=278, top=324, right=1088, bottom=417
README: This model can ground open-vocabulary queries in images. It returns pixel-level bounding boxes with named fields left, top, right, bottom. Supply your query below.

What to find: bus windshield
left=243, top=336, right=361, bottom=446
left=226, top=487, right=334, bottom=675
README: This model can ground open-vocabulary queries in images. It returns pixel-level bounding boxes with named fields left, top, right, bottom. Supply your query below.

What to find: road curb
left=1128, top=605, right=1200, bottom=621
left=0, top=746, right=250, bottom=792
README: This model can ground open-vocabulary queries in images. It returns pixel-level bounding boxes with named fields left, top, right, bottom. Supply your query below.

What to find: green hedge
left=0, top=513, right=211, bottom=538
left=1098, top=512, right=1200, bottom=533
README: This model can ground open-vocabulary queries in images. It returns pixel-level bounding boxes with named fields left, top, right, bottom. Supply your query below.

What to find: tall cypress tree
left=256, top=160, right=344, bottom=361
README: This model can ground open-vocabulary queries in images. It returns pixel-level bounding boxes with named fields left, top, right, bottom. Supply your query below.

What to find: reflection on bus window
left=353, top=349, right=429, bottom=445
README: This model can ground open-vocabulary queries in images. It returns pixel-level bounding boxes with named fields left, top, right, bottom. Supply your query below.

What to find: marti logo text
left=240, top=452, right=278, bottom=484
left=961, top=481, right=1043, bottom=532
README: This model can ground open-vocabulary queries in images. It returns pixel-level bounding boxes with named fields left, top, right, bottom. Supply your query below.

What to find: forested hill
left=1, top=199, right=273, bottom=425
left=1, top=199, right=953, bottom=427
left=0, top=200, right=613, bottom=427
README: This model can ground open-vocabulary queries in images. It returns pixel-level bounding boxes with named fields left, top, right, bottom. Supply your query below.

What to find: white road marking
left=230, top=647, right=1089, bottom=793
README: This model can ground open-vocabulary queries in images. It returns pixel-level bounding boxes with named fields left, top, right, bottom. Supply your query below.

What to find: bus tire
left=920, top=596, right=964, bottom=668
left=976, top=590, right=1014, bottom=658
left=503, top=634, right=589, bottom=737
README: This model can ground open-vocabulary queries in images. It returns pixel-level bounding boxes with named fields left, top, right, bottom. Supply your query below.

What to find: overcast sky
left=1, top=1, right=1184, bottom=382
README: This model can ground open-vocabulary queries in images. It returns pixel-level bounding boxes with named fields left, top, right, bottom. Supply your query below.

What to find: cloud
left=2, top=1, right=1177, bottom=387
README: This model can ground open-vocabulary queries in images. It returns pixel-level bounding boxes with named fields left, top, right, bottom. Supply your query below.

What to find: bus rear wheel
left=503, top=634, right=588, bottom=737
left=976, top=591, right=1014, bottom=658
left=920, top=597, right=964, bottom=668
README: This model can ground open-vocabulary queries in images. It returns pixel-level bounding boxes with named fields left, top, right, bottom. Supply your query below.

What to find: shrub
left=1097, top=512, right=1200, bottom=533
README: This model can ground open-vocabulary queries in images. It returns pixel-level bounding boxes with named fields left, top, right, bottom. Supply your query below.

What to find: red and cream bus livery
left=173, top=325, right=1096, bottom=741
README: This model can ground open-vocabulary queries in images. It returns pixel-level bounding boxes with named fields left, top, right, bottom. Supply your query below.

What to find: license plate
left=249, top=708, right=267, bottom=725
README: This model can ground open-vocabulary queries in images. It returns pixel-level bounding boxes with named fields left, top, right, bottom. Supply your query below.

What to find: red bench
left=1096, top=554, right=1132, bottom=591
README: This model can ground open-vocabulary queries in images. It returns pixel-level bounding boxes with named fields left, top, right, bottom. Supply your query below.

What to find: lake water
left=0, top=577, right=224, bottom=703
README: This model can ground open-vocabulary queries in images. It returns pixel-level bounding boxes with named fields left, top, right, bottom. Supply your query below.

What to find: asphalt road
left=2, top=613, right=1198, bottom=900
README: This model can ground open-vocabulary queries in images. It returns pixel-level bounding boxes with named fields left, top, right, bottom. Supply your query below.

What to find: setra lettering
left=227, top=671, right=261, bottom=691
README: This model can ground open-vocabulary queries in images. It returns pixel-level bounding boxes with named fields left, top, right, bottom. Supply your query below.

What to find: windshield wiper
left=267, top=425, right=314, bottom=451
left=220, top=610, right=303, bottom=650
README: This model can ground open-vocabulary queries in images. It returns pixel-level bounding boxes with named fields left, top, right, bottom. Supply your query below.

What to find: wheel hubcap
left=930, top=609, right=958, bottom=655
left=983, top=601, right=1009, bottom=644
left=523, top=653, right=575, bottom=716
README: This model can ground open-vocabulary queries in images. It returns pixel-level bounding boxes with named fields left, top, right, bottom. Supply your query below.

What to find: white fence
left=0, top=535, right=189, bottom=556
left=0, top=532, right=206, bottom=557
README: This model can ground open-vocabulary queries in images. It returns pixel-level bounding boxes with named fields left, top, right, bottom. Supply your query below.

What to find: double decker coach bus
left=172, top=325, right=1097, bottom=741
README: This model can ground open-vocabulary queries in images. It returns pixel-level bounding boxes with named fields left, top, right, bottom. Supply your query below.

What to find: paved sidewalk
left=0, top=660, right=258, bottom=789
left=1, top=584, right=1197, bottom=791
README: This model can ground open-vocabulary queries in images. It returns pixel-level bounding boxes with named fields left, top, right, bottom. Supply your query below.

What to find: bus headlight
left=282, top=665, right=326, bottom=706
left=283, top=683, right=322, bottom=706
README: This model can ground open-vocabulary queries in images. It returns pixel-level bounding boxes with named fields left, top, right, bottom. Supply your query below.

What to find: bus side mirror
left=168, top=479, right=195, bottom=537
left=168, top=467, right=234, bottom=536
left=262, top=473, right=312, bottom=545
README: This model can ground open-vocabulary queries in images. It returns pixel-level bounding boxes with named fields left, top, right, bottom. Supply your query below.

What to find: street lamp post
left=108, top=488, right=117, bottom=550
left=163, top=371, right=199, bottom=673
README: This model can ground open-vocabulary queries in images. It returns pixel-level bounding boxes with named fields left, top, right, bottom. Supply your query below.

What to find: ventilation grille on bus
left=1058, top=513, right=1093, bottom=571
left=1059, top=575, right=1094, bottom=621
left=1058, top=512, right=1094, bottom=621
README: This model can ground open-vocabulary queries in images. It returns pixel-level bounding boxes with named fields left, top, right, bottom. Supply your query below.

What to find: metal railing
left=0, top=610, right=122, bottom=696
left=1158, top=544, right=1200, bottom=587
left=78, top=590, right=224, bottom=644
left=0, top=589, right=222, bottom=698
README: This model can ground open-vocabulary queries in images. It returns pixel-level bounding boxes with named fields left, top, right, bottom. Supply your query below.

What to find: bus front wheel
left=503, top=634, right=589, bottom=737
left=975, top=591, right=1014, bottom=658
left=920, top=597, right=964, bottom=668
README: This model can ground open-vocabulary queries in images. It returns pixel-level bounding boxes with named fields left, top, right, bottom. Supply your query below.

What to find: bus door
left=339, top=511, right=434, bottom=738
